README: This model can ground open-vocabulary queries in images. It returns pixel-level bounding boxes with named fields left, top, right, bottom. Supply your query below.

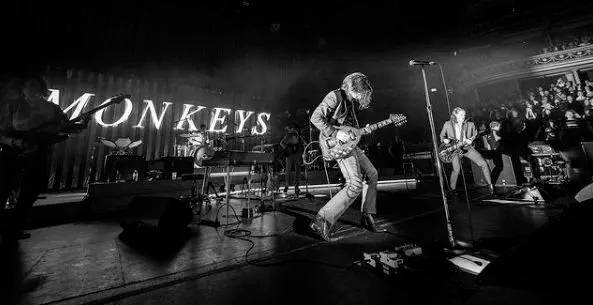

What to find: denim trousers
left=450, top=147, right=491, bottom=190
left=317, top=147, right=378, bottom=225
left=285, top=153, right=301, bottom=188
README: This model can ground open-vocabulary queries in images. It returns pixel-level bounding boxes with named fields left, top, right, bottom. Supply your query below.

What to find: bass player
left=439, top=107, right=493, bottom=196
left=0, top=74, right=90, bottom=240
left=308, top=72, right=380, bottom=241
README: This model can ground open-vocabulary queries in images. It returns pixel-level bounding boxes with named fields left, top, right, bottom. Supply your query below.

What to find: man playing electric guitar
left=308, top=72, right=380, bottom=241
left=0, top=75, right=90, bottom=240
left=439, top=107, right=493, bottom=196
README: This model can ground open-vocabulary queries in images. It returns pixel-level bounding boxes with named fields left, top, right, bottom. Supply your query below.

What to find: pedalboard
left=361, top=243, right=423, bottom=276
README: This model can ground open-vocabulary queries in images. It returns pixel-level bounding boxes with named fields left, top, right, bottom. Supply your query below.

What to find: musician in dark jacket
left=0, top=75, right=87, bottom=240
left=440, top=107, right=493, bottom=195
left=308, top=72, right=379, bottom=241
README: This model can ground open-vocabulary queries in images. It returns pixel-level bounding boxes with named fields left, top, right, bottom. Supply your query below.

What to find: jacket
left=439, top=120, right=477, bottom=144
left=310, top=89, right=356, bottom=137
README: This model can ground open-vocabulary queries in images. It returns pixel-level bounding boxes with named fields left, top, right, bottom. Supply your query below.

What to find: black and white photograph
left=2, top=1, right=593, bottom=304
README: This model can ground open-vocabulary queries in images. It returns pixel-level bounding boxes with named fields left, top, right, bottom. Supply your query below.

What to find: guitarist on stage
left=440, top=107, right=494, bottom=196
left=308, top=72, right=380, bottom=241
left=0, top=74, right=90, bottom=240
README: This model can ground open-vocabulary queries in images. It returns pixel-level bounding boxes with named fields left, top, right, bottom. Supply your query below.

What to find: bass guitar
left=319, top=113, right=407, bottom=161
left=0, top=93, right=130, bottom=155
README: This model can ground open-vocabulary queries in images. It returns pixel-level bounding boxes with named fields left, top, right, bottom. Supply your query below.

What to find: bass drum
left=193, top=145, right=215, bottom=167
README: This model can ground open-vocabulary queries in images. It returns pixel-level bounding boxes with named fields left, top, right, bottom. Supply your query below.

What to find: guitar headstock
left=111, top=93, right=132, bottom=104
left=389, top=113, right=407, bottom=126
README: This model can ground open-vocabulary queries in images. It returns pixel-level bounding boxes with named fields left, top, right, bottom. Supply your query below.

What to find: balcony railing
left=459, top=44, right=593, bottom=87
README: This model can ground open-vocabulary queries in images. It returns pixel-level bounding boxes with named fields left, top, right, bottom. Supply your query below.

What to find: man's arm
left=310, top=92, right=339, bottom=137
left=466, top=122, right=477, bottom=141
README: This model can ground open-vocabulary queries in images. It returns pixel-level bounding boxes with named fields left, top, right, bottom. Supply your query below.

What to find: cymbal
left=253, top=144, right=274, bottom=149
left=226, top=134, right=257, bottom=139
left=179, top=132, right=202, bottom=138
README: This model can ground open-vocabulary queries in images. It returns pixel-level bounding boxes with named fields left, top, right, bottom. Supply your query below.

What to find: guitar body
left=437, top=140, right=469, bottom=163
left=318, top=114, right=407, bottom=161
left=319, top=126, right=363, bottom=161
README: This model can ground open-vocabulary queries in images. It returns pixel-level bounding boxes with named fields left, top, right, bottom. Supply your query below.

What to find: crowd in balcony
left=538, top=34, right=593, bottom=54
left=467, top=77, right=593, bottom=183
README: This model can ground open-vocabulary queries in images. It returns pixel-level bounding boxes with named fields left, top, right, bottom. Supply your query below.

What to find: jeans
left=285, top=153, right=301, bottom=188
left=0, top=147, right=48, bottom=232
left=450, top=147, right=491, bottom=190
left=317, top=147, right=378, bottom=225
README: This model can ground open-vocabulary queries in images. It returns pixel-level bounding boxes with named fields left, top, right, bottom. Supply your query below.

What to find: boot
left=309, top=215, right=332, bottom=241
left=361, top=212, right=379, bottom=232
left=295, top=186, right=301, bottom=196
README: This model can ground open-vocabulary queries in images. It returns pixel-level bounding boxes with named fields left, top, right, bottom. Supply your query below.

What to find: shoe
left=309, top=215, right=332, bottom=241
left=361, top=212, right=380, bottom=232
left=283, top=186, right=289, bottom=194
left=295, top=186, right=301, bottom=196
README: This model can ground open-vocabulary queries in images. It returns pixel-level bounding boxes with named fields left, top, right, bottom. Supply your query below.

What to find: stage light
left=251, top=112, right=271, bottom=135
left=95, top=97, right=134, bottom=127
left=63, top=93, right=94, bottom=120
left=133, top=100, right=173, bottom=130
left=175, top=104, right=206, bottom=131
left=236, top=110, right=254, bottom=133
left=209, top=107, right=232, bottom=133
left=47, top=89, right=60, bottom=106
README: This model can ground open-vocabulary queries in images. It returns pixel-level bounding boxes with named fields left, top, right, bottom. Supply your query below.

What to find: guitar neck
left=366, top=118, right=397, bottom=133
left=70, top=95, right=129, bottom=122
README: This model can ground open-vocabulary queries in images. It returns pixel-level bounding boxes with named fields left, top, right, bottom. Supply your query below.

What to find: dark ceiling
left=3, top=0, right=593, bottom=71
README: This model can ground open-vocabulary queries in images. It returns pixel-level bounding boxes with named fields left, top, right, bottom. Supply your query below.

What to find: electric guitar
left=319, top=114, right=407, bottom=161
left=437, top=139, right=473, bottom=163
left=0, top=93, right=130, bottom=154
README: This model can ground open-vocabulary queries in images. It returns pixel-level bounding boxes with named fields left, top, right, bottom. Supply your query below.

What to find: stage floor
left=1, top=183, right=574, bottom=305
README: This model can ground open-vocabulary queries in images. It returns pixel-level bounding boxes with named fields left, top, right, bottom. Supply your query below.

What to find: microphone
left=409, top=60, right=437, bottom=66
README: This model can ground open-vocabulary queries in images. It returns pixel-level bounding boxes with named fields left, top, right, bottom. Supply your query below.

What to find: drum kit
left=175, top=131, right=275, bottom=167
left=174, top=131, right=217, bottom=167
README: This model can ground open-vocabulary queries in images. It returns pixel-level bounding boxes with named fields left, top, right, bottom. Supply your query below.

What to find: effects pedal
left=361, top=243, right=423, bottom=276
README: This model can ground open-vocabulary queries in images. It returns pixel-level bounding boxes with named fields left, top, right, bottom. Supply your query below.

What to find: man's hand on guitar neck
left=442, top=138, right=473, bottom=145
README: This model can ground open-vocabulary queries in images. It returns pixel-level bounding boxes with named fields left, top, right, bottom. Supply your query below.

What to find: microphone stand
left=437, top=63, right=476, bottom=248
left=302, top=110, right=315, bottom=200
left=417, top=65, right=457, bottom=249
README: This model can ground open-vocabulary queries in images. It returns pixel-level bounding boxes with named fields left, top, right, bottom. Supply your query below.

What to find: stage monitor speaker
left=472, top=152, right=518, bottom=186
left=126, top=196, right=193, bottom=232
left=575, top=182, right=593, bottom=203
left=161, top=157, right=194, bottom=175
left=103, top=155, right=146, bottom=182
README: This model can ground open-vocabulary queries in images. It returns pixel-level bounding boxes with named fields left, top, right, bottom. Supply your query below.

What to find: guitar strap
left=333, top=89, right=360, bottom=128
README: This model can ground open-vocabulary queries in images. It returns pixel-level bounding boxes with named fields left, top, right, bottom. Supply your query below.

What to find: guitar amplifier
left=471, top=152, right=519, bottom=186
left=161, top=157, right=194, bottom=176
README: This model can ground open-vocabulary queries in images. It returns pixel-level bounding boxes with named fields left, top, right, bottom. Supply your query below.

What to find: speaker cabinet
left=472, top=152, right=518, bottom=186
left=103, top=155, right=146, bottom=182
